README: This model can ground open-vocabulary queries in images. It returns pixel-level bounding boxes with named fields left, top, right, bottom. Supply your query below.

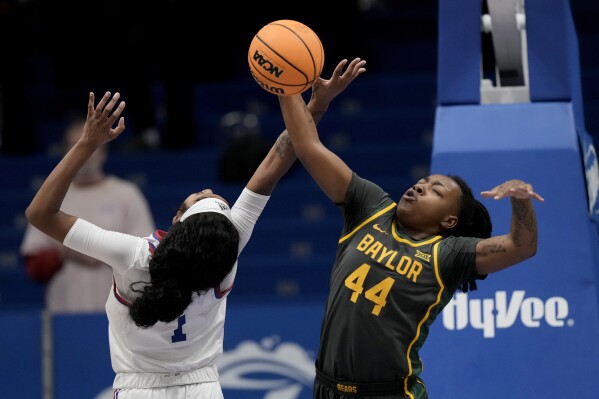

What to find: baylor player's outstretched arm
left=248, top=58, right=366, bottom=198
left=279, top=94, right=351, bottom=204
left=278, top=58, right=366, bottom=205
left=475, top=179, right=544, bottom=275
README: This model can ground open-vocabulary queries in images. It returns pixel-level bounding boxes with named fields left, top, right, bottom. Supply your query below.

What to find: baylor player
left=277, top=89, right=543, bottom=398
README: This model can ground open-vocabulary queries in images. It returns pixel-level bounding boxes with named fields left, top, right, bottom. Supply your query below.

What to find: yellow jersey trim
left=338, top=203, right=397, bottom=244
left=392, top=222, right=443, bottom=247
left=404, top=241, right=444, bottom=398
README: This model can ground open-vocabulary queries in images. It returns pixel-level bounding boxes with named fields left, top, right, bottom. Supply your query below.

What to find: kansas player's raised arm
left=230, top=188, right=270, bottom=254
left=25, top=92, right=126, bottom=243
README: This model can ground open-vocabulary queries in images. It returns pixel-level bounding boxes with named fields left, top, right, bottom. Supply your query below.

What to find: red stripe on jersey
left=215, top=282, right=234, bottom=299
left=149, top=229, right=168, bottom=255
left=112, top=277, right=131, bottom=307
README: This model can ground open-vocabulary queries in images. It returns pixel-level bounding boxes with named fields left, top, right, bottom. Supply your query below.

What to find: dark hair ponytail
left=443, top=176, right=492, bottom=239
left=129, top=279, right=192, bottom=328
left=129, top=212, right=239, bottom=328
left=444, top=175, right=493, bottom=292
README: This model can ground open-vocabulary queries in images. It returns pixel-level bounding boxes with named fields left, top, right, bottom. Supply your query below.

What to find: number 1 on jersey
left=171, top=315, right=187, bottom=343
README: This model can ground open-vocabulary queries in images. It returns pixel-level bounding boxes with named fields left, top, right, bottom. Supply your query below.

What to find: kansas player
left=278, top=92, right=544, bottom=398
left=24, top=58, right=366, bottom=399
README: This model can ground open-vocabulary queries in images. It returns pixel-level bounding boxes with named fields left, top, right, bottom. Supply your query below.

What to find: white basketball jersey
left=63, top=188, right=269, bottom=389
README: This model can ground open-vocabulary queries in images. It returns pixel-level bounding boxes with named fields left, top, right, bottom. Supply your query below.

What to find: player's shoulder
left=438, top=235, right=481, bottom=253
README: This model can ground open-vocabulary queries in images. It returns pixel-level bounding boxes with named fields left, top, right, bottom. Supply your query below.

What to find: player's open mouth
left=403, top=189, right=416, bottom=201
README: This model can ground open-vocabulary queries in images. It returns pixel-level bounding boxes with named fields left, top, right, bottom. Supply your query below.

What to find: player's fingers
left=87, top=92, right=95, bottom=117
left=111, top=117, right=126, bottom=136
left=480, top=190, right=497, bottom=198
left=532, top=192, right=545, bottom=202
left=95, top=91, right=111, bottom=115
left=103, top=92, right=121, bottom=116
left=346, top=58, right=363, bottom=74
left=333, top=59, right=349, bottom=76
left=110, top=100, right=126, bottom=121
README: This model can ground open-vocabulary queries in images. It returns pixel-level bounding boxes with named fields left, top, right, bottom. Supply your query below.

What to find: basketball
left=248, top=20, right=325, bottom=96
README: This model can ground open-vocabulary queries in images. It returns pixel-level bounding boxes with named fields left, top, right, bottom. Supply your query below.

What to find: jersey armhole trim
left=338, top=202, right=397, bottom=244
left=112, top=277, right=131, bottom=307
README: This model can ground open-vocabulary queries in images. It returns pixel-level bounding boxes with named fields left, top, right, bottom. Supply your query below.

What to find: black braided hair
left=442, top=175, right=493, bottom=292
left=129, top=212, right=239, bottom=328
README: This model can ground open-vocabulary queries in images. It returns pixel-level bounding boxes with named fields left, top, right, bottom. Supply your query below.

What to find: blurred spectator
left=20, top=117, right=155, bottom=313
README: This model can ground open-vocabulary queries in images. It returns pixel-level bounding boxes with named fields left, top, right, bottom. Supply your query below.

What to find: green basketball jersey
left=316, top=173, right=482, bottom=387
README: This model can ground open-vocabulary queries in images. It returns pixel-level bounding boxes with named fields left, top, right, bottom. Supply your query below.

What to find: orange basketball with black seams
left=248, top=20, right=325, bottom=96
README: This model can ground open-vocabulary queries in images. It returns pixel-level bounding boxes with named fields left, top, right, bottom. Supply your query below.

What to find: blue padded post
left=526, top=0, right=573, bottom=102
left=427, top=1, right=599, bottom=398
left=437, top=0, right=482, bottom=105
